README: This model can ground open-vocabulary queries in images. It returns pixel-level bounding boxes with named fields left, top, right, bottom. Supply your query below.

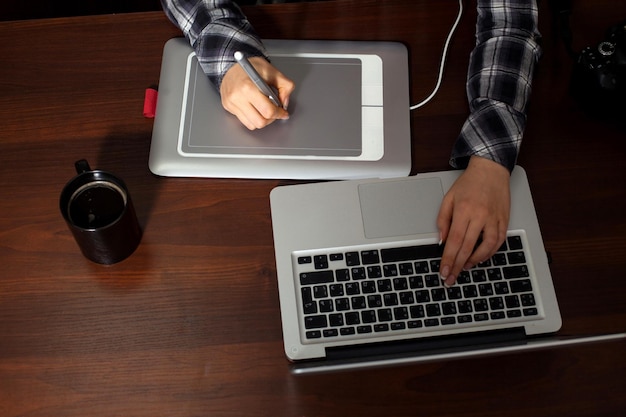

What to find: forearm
left=161, top=0, right=267, bottom=89
left=451, top=0, right=542, bottom=172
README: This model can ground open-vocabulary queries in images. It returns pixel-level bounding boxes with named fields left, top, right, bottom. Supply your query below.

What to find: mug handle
left=75, top=159, right=91, bottom=174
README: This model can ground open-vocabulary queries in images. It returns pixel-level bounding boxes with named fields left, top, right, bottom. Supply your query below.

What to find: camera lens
left=597, top=41, right=615, bottom=56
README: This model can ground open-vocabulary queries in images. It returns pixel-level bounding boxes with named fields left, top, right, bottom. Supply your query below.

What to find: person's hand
left=437, top=156, right=511, bottom=287
left=220, top=57, right=295, bottom=130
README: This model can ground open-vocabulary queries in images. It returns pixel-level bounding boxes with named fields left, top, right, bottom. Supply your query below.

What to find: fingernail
left=440, top=265, right=449, bottom=280
left=463, top=262, right=472, bottom=271
left=444, top=276, right=455, bottom=288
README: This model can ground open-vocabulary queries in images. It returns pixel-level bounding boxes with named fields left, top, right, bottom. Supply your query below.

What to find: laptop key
left=380, top=243, right=443, bottom=262
left=345, top=312, right=360, bottom=325
left=492, top=253, right=508, bottom=266
left=323, top=329, right=339, bottom=337
left=399, top=262, right=414, bottom=275
left=303, top=301, right=317, bottom=315
left=457, top=300, right=473, bottom=313
left=383, top=293, right=399, bottom=306
left=410, top=305, right=425, bottom=318
left=319, top=299, right=334, bottom=312
left=507, top=235, right=523, bottom=250
left=424, top=318, right=440, bottom=327
left=300, top=270, right=334, bottom=285
left=510, top=279, right=533, bottom=293
left=426, top=304, right=441, bottom=317
left=351, top=296, right=366, bottom=309
left=361, top=281, right=376, bottom=294
left=507, top=251, right=527, bottom=265
left=393, top=307, right=409, bottom=320
left=329, top=313, right=344, bottom=327
left=523, top=308, right=538, bottom=316
left=414, top=261, right=429, bottom=274
left=304, top=315, right=327, bottom=329
left=458, top=314, right=472, bottom=323
left=393, top=277, right=409, bottom=290
left=503, top=265, right=529, bottom=279
left=345, top=251, right=360, bottom=266
left=391, top=322, right=406, bottom=331
left=313, top=285, right=328, bottom=298
left=377, top=308, right=393, bottom=322
left=329, top=284, right=344, bottom=297
left=335, top=298, right=350, bottom=311
left=399, top=291, right=415, bottom=305
left=298, top=256, right=312, bottom=264
left=474, top=313, right=489, bottom=322
left=507, top=309, right=522, bottom=318
left=490, top=311, right=506, bottom=320
left=505, top=295, right=520, bottom=308
left=335, top=268, right=350, bottom=281
left=521, top=293, right=536, bottom=306
left=442, top=302, right=457, bottom=315
left=329, top=253, right=343, bottom=261
left=351, top=267, right=366, bottom=280
left=425, top=274, right=440, bottom=287
left=360, top=250, right=380, bottom=265
left=357, top=325, right=373, bottom=334
left=408, top=320, right=423, bottom=328
left=367, top=295, right=382, bottom=308
left=361, top=310, right=377, bottom=323
left=340, top=327, right=356, bottom=335
left=409, top=276, right=424, bottom=289
left=345, top=283, right=360, bottom=295
left=366, top=266, right=382, bottom=278
left=314, top=255, right=329, bottom=269
left=301, top=287, right=313, bottom=303
left=374, top=324, right=389, bottom=332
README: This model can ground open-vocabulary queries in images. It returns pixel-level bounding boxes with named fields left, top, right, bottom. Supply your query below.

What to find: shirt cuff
left=450, top=99, right=526, bottom=173
left=194, top=27, right=268, bottom=91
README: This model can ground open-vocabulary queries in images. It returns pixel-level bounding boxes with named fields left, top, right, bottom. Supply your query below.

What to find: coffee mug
left=60, top=160, right=142, bottom=264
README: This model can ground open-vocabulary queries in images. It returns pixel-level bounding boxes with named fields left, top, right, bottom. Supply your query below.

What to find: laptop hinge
left=325, top=327, right=527, bottom=361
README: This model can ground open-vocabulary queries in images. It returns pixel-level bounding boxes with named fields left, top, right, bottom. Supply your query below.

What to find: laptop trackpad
left=358, top=177, right=444, bottom=239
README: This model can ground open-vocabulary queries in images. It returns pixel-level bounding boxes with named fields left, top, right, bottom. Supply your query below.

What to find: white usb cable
left=410, top=0, right=464, bottom=110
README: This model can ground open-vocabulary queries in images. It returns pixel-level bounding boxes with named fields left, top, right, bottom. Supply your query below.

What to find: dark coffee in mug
left=60, top=160, right=142, bottom=264
left=68, top=181, right=127, bottom=229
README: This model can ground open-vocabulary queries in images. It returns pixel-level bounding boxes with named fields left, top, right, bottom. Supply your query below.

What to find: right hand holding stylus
left=220, top=57, right=295, bottom=130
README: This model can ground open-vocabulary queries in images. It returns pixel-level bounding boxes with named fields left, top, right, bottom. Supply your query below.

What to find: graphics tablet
left=149, top=38, right=412, bottom=179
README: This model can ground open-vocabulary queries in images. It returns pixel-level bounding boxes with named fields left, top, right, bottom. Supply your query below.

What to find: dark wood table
left=1, top=1, right=625, bottom=415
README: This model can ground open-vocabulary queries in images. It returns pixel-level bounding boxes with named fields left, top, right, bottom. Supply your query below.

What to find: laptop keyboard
left=294, top=231, right=541, bottom=342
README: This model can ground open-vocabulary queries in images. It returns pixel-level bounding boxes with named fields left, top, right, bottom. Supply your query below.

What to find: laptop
left=149, top=37, right=411, bottom=179
left=269, top=166, right=586, bottom=373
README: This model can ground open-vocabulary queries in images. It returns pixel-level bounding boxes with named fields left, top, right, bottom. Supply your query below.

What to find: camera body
left=571, top=21, right=626, bottom=117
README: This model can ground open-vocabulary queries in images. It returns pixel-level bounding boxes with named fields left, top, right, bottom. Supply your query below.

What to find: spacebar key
left=300, top=270, right=334, bottom=285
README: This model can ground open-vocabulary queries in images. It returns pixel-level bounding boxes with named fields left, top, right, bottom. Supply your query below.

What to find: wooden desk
left=1, top=1, right=625, bottom=415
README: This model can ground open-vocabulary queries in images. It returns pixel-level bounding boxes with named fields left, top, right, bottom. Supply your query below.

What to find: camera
left=571, top=20, right=626, bottom=119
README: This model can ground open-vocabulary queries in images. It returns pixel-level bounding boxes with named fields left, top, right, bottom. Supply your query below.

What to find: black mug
left=60, top=160, right=142, bottom=264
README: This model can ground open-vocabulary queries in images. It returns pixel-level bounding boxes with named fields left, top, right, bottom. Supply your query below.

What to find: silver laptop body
left=149, top=38, right=411, bottom=179
left=270, top=166, right=564, bottom=373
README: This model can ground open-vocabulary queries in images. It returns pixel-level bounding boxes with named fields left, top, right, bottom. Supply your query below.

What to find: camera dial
left=598, top=41, right=616, bottom=57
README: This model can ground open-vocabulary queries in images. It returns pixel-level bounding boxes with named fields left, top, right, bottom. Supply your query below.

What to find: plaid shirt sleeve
left=160, top=0, right=268, bottom=90
left=450, top=0, right=542, bottom=172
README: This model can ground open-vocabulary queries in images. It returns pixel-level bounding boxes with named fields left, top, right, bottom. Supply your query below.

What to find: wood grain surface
left=1, top=1, right=625, bottom=416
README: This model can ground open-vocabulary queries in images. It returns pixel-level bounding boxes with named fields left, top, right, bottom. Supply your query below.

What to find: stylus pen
left=234, top=51, right=283, bottom=108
